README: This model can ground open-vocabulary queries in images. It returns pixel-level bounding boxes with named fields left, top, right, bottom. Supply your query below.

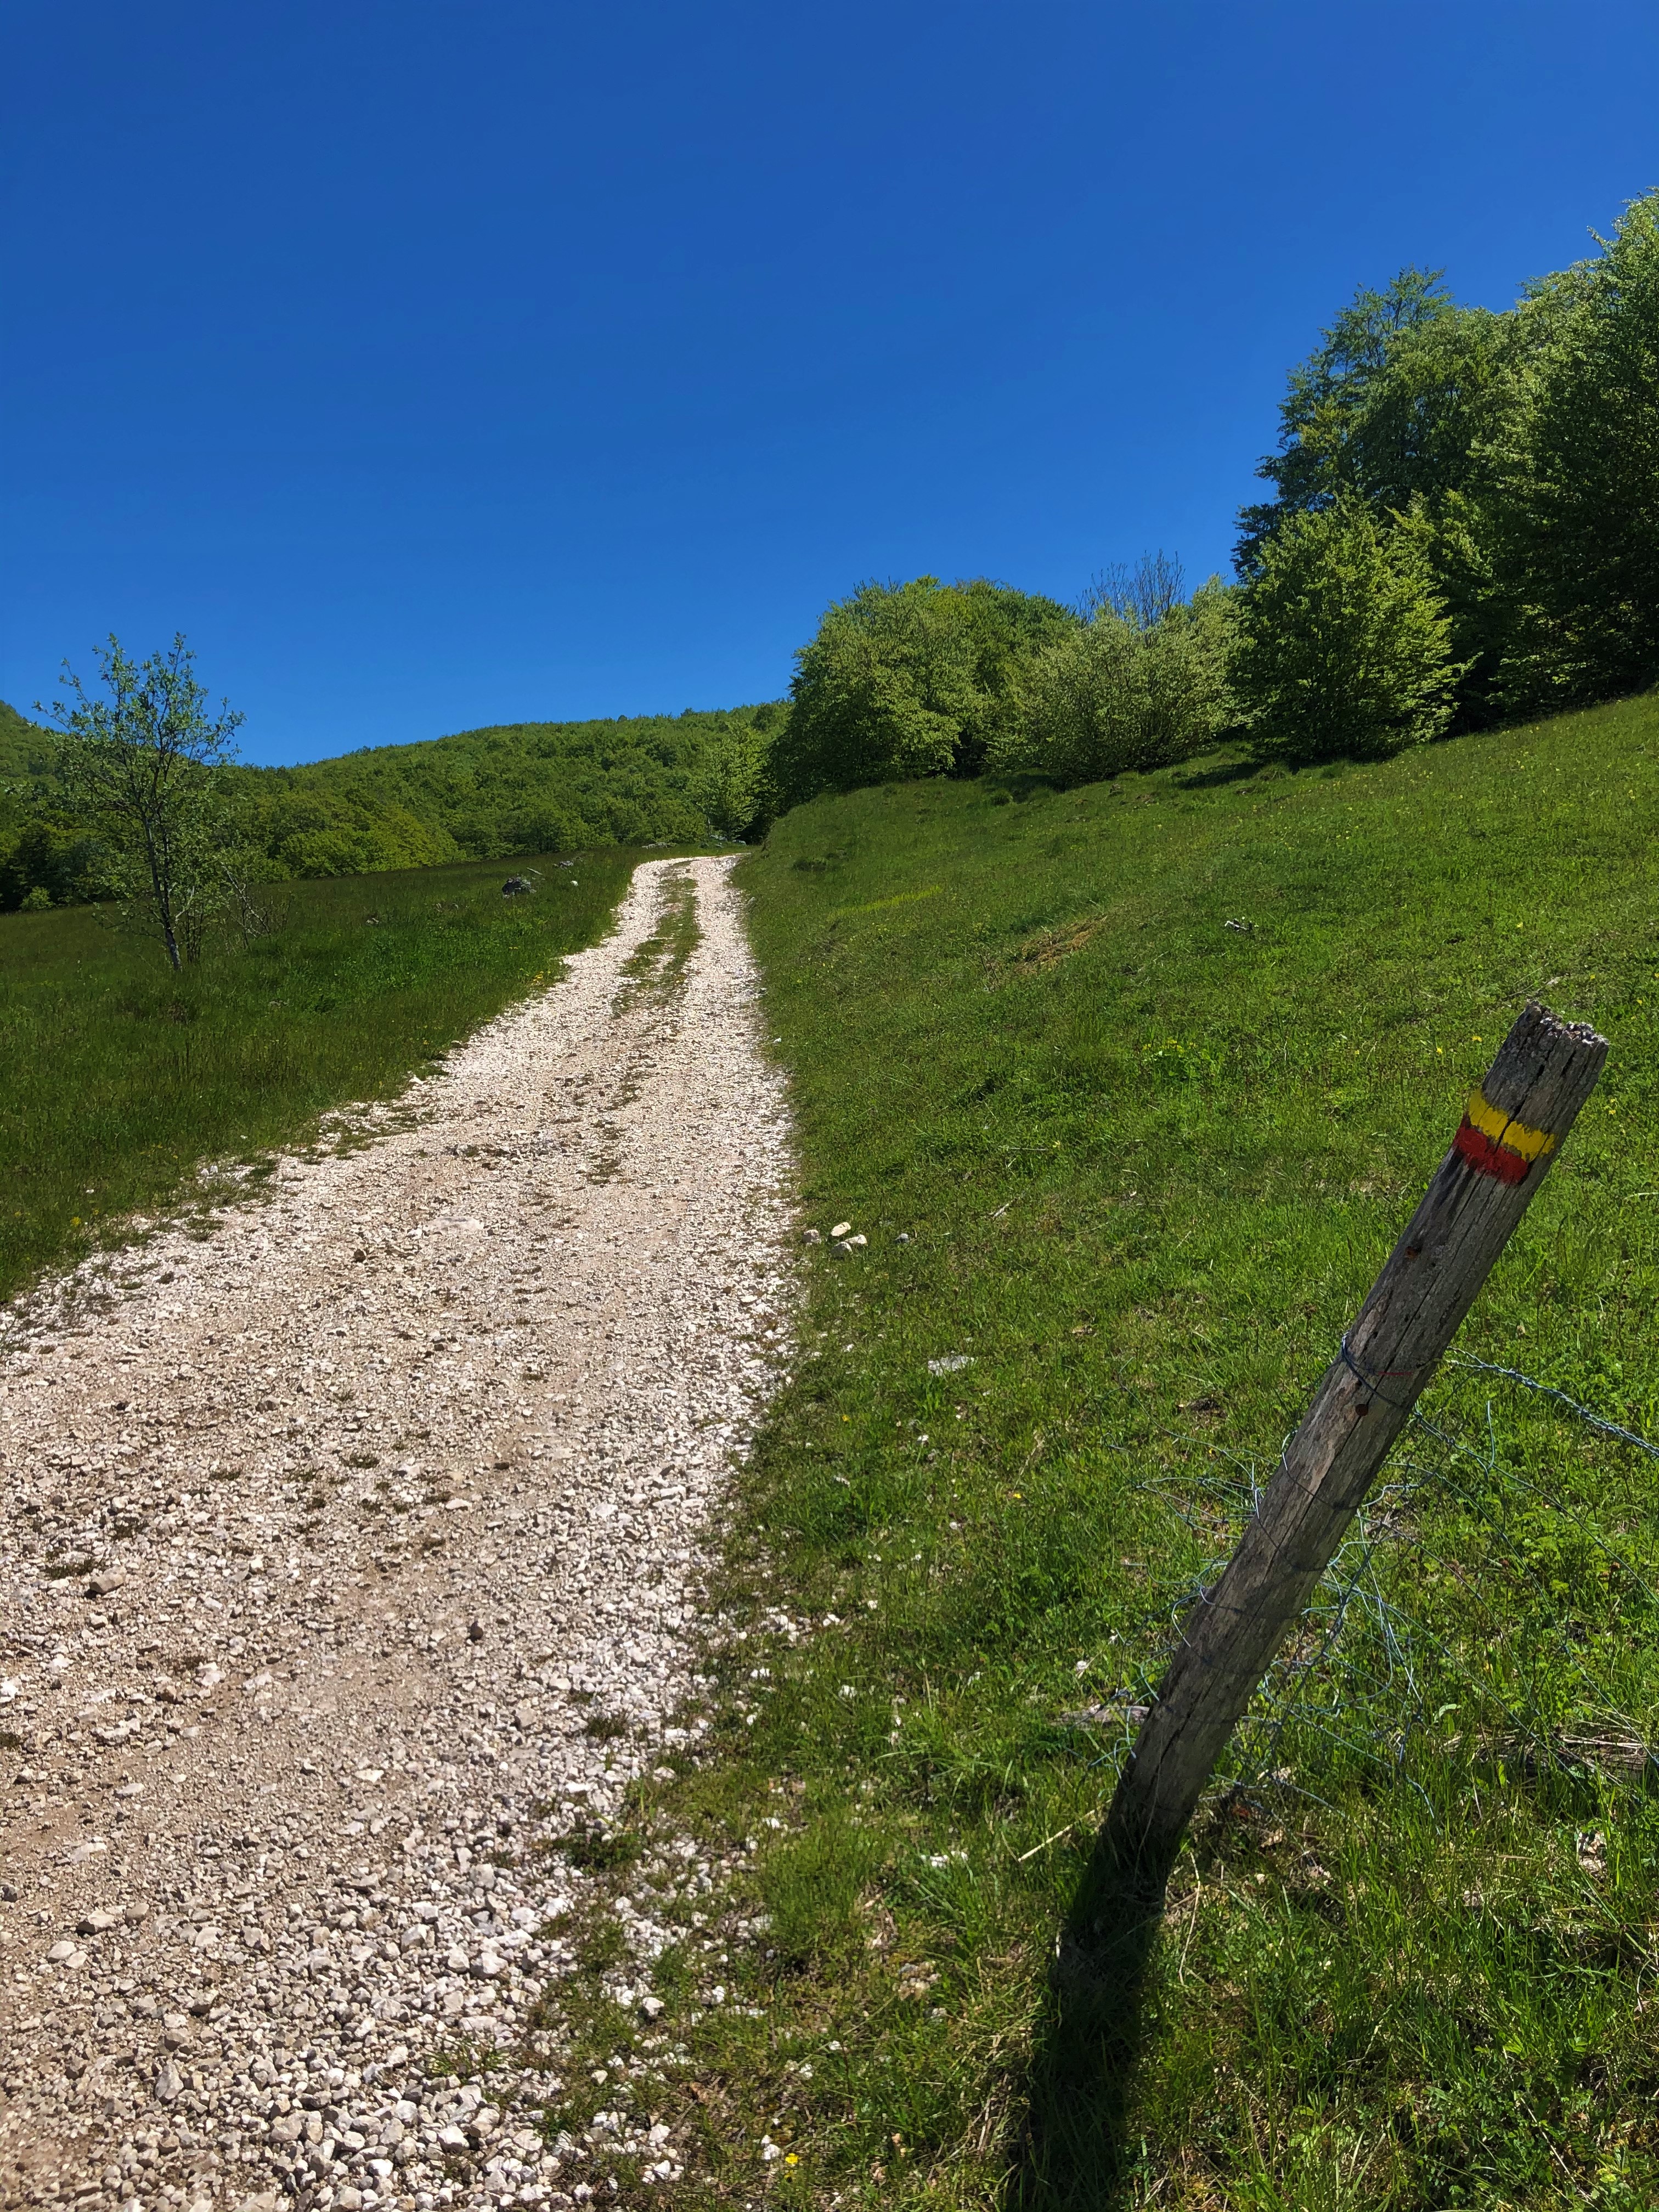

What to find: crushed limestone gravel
left=0, top=857, right=794, bottom=2211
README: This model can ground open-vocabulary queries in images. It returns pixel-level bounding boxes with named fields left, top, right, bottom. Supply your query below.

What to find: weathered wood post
left=1100, top=1001, right=1607, bottom=1888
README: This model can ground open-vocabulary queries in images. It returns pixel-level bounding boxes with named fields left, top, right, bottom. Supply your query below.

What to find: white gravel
left=0, top=857, right=794, bottom=2211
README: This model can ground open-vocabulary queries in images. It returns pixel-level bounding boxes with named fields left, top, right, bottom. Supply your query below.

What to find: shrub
left=1234, top=496, right=1461, bottom=764
left=989, top=577, right=1236, bottom=785
left=771, top=576, right=1075, bottom=806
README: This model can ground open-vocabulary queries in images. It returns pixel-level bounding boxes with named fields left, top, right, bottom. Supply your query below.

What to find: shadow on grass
left=1003, top=1835, right=1172, bottom=2211
left=1172, top=752, right=1263, bottom=790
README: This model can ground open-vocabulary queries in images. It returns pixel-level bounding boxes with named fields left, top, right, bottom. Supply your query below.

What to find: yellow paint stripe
left=1466, top=1087, right=1556, bottom=1162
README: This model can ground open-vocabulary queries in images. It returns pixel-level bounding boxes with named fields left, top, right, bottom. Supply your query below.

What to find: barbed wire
left=1123, top=1357, right=1659, bottom=1825
left=1444, top=1352, right=1659, bottom=1462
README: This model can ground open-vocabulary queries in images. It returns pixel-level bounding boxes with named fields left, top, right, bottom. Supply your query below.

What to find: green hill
left=0, top=697, right=54, bottom=802
left=622, top=690, right=1659, bottom=2204
left=235, top=701, right=782, bottom=876
left=0, top=698, right=781, bottom=906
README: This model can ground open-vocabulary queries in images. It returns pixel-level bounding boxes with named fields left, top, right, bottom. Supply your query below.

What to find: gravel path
left=0, top=857, right=794, bottom=2212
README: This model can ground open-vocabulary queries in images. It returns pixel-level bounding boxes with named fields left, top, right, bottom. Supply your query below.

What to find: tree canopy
left=1237, top=191, right=1659, bottom=727
left=770, top=577, right=1077, bottom=807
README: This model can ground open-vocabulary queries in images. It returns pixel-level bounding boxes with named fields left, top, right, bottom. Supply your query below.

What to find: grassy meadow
left=0, top=849, right=654, bottom=1307
left=8, top=680, right=1659, bottom=2203
left=565, top=693, right=1659, bottom=2209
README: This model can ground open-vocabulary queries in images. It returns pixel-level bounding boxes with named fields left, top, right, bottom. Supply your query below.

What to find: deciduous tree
left=42, top=635, right=243, bottom=969
left=1234, top=497, right=1461, bottom=764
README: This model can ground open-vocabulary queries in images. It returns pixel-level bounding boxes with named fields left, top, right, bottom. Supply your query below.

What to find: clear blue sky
left=4, top=2, right=1657, bottom=765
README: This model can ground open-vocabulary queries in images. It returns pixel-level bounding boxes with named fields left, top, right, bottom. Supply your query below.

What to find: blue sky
left=4, top=1, right=1657, bottom=765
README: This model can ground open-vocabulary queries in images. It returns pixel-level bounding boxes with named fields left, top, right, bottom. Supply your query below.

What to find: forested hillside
left=0, top=699, right=779, bottom=909
left=234, top=702, right=780, bottom=874
left=0, top=698, right=52, bottom=781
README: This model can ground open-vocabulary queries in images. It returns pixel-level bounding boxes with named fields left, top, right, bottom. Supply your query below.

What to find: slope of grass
left=548, top=697, right=1659, bottom=2209
left=0, top=850, right=653, bottom=1308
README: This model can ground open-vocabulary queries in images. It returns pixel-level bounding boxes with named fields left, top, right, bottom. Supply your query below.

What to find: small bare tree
left=41, top=635, right=244, bottom=970
left=220, top=866, right=291, bottom=944
left=1084, top=549, right=1187, bottom=629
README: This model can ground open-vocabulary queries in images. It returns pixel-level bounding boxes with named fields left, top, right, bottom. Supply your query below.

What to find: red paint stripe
left=1454, top=1116, right=1532, bottom=1184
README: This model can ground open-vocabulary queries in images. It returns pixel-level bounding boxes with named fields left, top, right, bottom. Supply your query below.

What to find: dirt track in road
left=0, top=856, right=794, bottom=2211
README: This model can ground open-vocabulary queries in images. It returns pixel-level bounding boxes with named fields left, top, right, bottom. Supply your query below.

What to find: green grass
left=0, top=849, right=657, bottom=1307
left=549, top=696, right=1659, bottom=2209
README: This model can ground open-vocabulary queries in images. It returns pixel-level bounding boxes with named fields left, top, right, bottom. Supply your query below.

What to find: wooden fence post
left=1100, top=1001, right=1608, bottom=1888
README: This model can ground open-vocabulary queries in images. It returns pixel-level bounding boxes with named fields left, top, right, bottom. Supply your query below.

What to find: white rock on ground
left=0, top=857, right=794, bottom=2211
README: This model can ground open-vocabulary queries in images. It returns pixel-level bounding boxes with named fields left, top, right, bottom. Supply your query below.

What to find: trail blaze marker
left=1099, top=1001, right=1608, bottom=1891
left=1454, top=1085, right=1560, bottom=1182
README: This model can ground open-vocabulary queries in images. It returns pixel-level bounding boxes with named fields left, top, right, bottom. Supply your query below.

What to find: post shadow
left=1001, top=1833, right=1176, bottom=2210
left=1004, top=1008, right=1610, bottom=2203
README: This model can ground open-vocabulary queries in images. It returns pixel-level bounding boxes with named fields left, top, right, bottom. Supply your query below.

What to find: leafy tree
left=40, top=636, right=243, bottom=968
left=0, top=816, right=103, bottom=912
left=1232, top=262, right=1602, bottom=728
left=1235, top=270, right=1512, bottom=575
left=772, top=578, right=988, bottom=805
left=1234, top=496, right=1461, bottom=764
left=688, top=713, right=776, bottom=839
left=1485, top=193, right=1659, bottom=712
left=990, top=571, right=1237, bottom=785
left=949, top=578, right=1079, bottom=771
left=771, top=577, right=1076, bottom=806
